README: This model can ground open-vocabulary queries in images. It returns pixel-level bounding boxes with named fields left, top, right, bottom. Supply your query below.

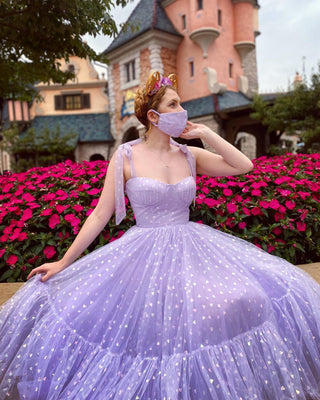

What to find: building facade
left=29, top=56, right=113, bottom=162
left=104, top=0, right=263, bottom=157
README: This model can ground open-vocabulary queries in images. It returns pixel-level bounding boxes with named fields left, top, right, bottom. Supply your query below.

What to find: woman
left=1, top=71, right=320, bottom=399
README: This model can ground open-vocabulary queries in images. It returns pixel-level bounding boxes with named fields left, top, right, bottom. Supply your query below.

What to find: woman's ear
left=147, top=109, right=159, bottom=125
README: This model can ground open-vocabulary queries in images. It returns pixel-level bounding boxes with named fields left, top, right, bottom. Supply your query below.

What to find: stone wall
left=242, top=48, right=258, bottom=92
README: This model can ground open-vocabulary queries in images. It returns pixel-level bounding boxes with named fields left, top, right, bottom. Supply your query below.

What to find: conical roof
left=104, top=0, right=182, bottom=54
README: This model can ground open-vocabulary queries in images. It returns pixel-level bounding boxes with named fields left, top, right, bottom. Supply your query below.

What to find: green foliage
left=251, top=64, right=320, bottom=153
left=0, top=0, right=131, bottom=101
left=0, top=124, right=76, bottom=172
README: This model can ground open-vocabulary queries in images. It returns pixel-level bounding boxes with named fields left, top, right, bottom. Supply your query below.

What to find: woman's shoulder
left=185, top=145, right=207, bottom=159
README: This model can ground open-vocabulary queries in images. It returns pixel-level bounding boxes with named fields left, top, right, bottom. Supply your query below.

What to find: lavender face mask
left=150, top=109, right=188, bottom=137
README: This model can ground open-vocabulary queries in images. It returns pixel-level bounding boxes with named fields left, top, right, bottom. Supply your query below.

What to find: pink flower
left=269, top=199, right=280, bottom=210
left=42, top=193, right=56, bottom=201
left=234, top=195, right=243, bottom=202
left=58, top=232, right=70, bottom=240
left=223, top=188, right=233, bottom=196
left=87, top=188, right=101, bottom=195
left=274, top=176, right=291, bottom=184
left=49, top=213, right=60, bottom=229
left=251, top=207, right=262, bottom=216
left=242, top=207, right=251, bottom=216
left=278, top=189, right=291, bottom=196
left=56, top=204, right=70, bottom=214
left=77, top=183, right=91, bottom=191
left=21, top=208, right=33, bottom=221
left=0, top=234, right=9, bottom=243
left=267, top=245, right=275, bottom=253
left=18, top=232, right=28, bottom=241
left=22, top=193, right=35, bottom=202
left=273, top=226, right=282, bottom=235
left=41, top=208, right=53, bottom=216
left=73, top=204, right=84, bottom=212
left=43, top=245, right=56, bottom=259
left=251, top=189, right=262, bottom=196
left=226, top=203, right=237, bottom=213
left=298, top=191, right=310, bottom=200
left=285, top=200, right=295, bottom=210
left=28, top=255, right=39, bottom=264
left=2, top=183, right=14, bottom=193
left=225, top=217, right=235, bottom=228
left=259, top=200, right=269, bottom=209
left=239, top=222, right=246, bottom=229
left=65, top=214, right=81, bottom=227
left=201, top=186, right=210, bottom=194
left=6, top=255, right=18, bottom=265
left=296, top=221, right=306, bottom=232
left=203, top=198, right=219, bottom=207
left=0, top=249, right=5, bottom=257
left=274, top=212, right=285, bottom=222
left=90, top=199, right=99, bottom=207
left=299, top=210, right=308, bottom=221
left=251, top=181, right=268, bottom=189
left=9, top=228, right=20, bottom=241
left=56, top=190, right=68, bottom=200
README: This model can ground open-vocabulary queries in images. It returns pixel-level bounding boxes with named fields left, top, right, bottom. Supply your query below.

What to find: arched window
left=68, top=64, right=75, bottom=74
left=182, top=14, right=187, bottom=29
left=197, top=0, right=203, bottom=10
left=218, top=9, right=222, bottom=25
left=122, top=127, right=139, bottom=143
left=189, top=61, right=194, bottom=77
left=90, top=154, right=105, bottom=161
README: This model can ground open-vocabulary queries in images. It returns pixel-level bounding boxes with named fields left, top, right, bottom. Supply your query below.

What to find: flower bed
left=0, top=153, right=319, bottom=282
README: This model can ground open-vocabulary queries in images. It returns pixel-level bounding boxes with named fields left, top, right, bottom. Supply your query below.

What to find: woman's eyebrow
left=167, top=98, right=180, bottom=104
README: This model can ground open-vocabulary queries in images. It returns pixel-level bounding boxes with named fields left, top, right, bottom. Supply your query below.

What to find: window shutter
left=54, top=95, right=63, bottom=110
left=82, top=93, right=91, bottom=109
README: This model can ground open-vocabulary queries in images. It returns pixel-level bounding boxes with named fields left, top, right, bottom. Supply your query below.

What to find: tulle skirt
left=1, top=222, right=320, bottom=399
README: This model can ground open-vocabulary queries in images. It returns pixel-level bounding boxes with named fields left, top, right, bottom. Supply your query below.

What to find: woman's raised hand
left=27, top=260, right=66, bottom=282
left=180, top=121, right=212, bottom=140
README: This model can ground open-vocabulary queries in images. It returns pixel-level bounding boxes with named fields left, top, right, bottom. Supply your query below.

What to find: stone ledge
left=0, top=263, right=319, bottom=306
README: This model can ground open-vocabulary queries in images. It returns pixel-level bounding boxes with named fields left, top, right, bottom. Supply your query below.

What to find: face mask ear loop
left=150, top=109, right=160, bottom=127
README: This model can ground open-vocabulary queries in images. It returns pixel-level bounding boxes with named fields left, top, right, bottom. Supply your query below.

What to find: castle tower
left=163, top=0, right=259, bottom=100
left=104, top=0, right=263, bottom=156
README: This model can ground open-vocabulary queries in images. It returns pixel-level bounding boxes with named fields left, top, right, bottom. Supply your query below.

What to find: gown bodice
left=115, top=138, right=197, bottom=227
left=126, top=176, right=196, bottom=227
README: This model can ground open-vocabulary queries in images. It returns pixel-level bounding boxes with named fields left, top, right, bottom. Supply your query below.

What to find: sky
left=84, top=0, right=320, bottom=94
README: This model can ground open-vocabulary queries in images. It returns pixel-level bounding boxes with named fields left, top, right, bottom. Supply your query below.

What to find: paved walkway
left=1, top=263, right=319, bottom=306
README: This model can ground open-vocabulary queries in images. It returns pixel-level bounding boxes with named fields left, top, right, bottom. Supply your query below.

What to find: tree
left=0, top=124, right=77, bottom=172
left=0, top=0, right=130, bottom=102
left=251, top=65, right=320, bottom=153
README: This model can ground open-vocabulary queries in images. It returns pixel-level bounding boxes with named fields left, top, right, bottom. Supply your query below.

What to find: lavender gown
left=1, top=139, right=320, bottom=400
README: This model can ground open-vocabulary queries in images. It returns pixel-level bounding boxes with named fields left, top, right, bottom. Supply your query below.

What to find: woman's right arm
left=27, top=152, right=118, bottom=282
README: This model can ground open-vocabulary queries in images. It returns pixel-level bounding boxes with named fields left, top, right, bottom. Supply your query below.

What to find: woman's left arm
left=180, top=121, right=253, bottom=177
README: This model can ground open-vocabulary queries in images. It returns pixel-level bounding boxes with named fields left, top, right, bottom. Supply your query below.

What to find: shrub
left=0, top=153, right=319, bottom=282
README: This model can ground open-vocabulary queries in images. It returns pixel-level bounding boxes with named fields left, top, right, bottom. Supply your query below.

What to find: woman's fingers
left=41, top=271, right=51, bottom=282
left=27, top=265, right=48, bottom=280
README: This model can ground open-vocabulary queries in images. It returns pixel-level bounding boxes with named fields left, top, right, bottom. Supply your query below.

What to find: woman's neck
left=145, top=129, right=171, bottom=152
